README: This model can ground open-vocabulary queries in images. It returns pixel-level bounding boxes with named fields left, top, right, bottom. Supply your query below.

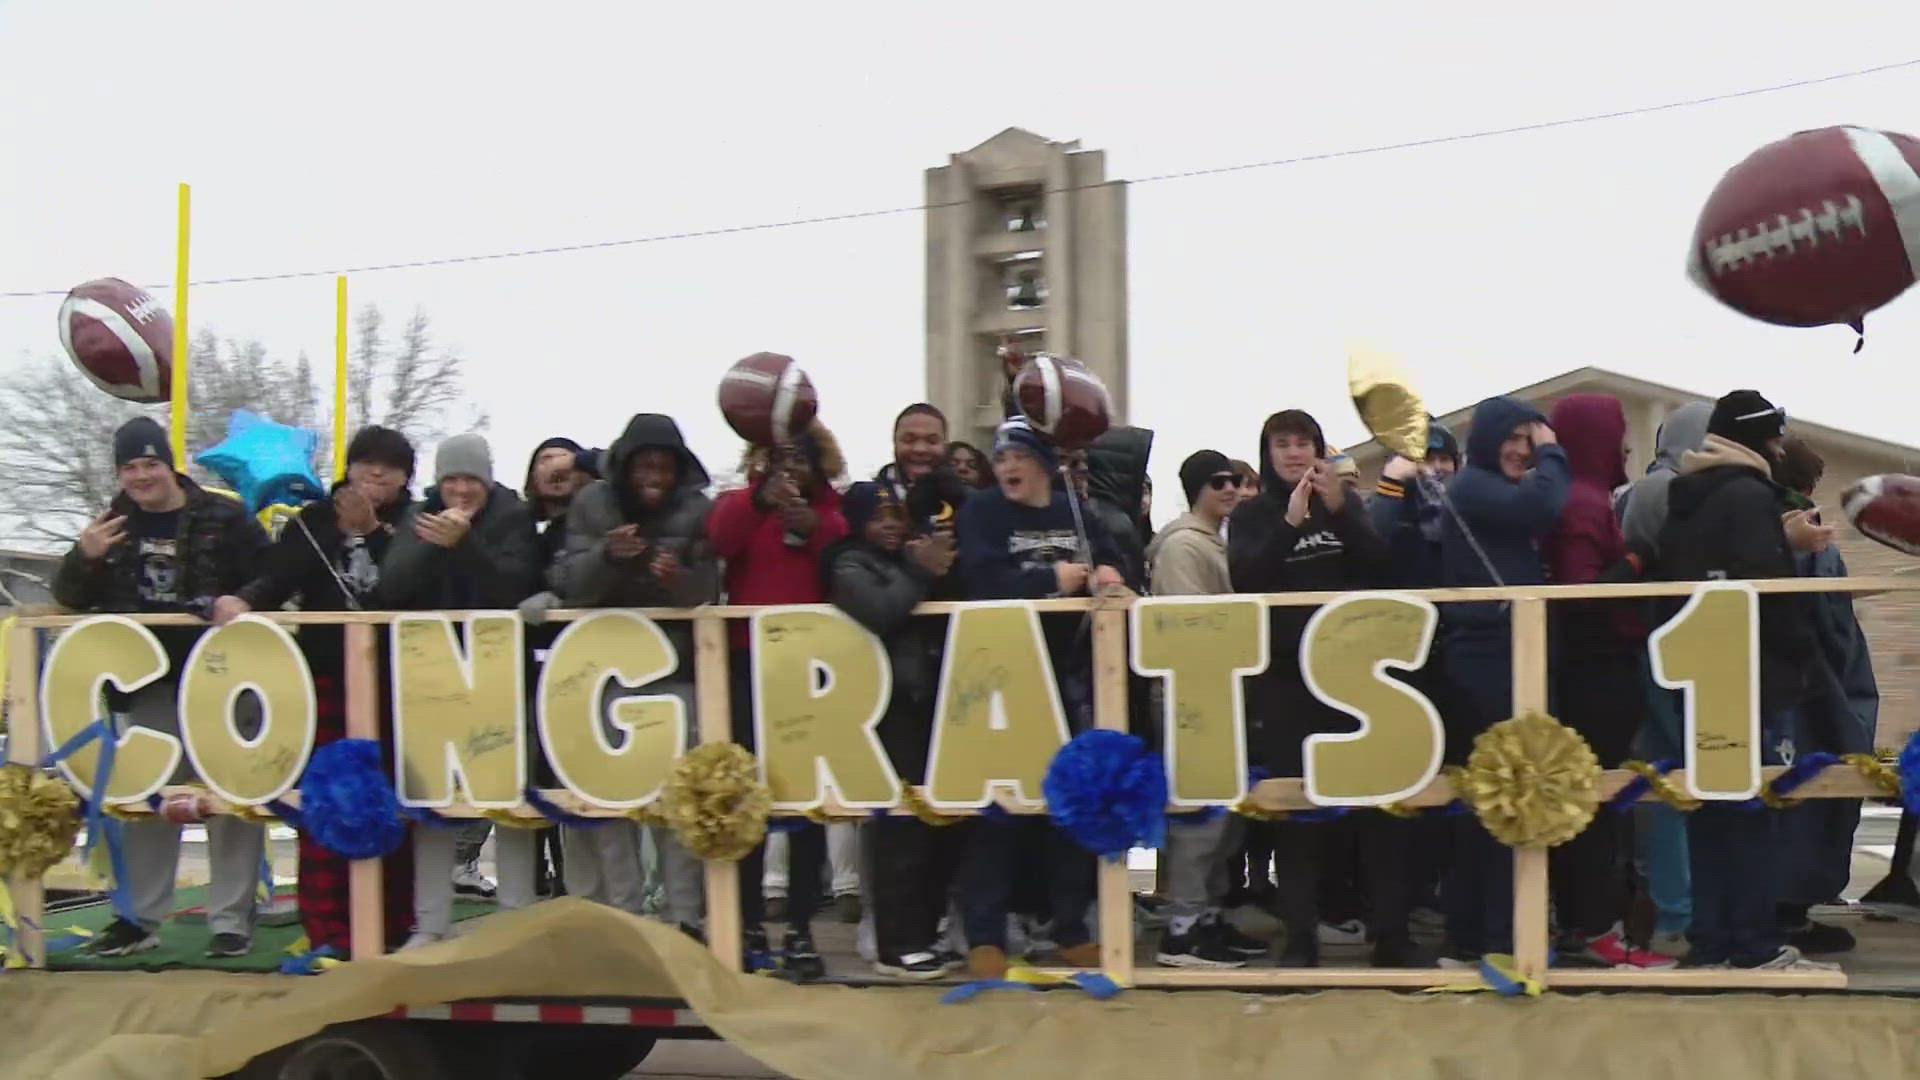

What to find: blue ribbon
left=279, top=944, right=341, bottom=975
left=1769, top=752, right=1840, bottom=799
left=401, top=805, right=467, bottom=830
left=522, top=786, right=610, bottom=829
left=940, top=971, right=1123, bottom=1004
left=765, top=817, right=814, bottom=834
left=52, top=718, right=139, bottom=925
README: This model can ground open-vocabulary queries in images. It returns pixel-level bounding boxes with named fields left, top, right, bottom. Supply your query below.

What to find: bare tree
left=0, top=304, right=479, bottom=548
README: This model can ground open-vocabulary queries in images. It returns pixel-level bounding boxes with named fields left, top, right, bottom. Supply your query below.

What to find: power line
left=5, top=56, right=1916, bottom=302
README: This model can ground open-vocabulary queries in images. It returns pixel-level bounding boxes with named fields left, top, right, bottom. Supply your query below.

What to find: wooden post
left=6, top=624, right=45, bottom=968
left=694, top=612, right=742, bottom=971
left=1092, top=604, right=1133, bottom=983
left=344, top=622, right=386, bottom=959
left=1509, top=597, right=1550, bottom=981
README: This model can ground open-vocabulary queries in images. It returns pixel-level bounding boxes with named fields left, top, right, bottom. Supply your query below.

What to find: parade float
left=8, top=129, right=1920, bottom=1078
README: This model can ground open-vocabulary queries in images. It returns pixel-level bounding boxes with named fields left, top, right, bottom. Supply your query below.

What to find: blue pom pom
left=299, top=739, right=405, bottom=860
left=1899, top=732, right=1920, bottom=818
left=1042, top=730, right=1167, bottom=861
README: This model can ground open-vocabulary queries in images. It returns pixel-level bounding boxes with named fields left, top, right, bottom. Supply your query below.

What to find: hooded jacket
left=708, top=421, right=850, bottom=647
left=375, top=482, right=539, bottom=610
left=555, top=414, right=718, bottom=613
left=1147, top=512, right=1231, bottom=596
left=1441, top=396, right=1570, bottom=626
left=1619, top=402, right=1712, bottom=557
left=1085, top=426, right=1154, bottom=591
left=1655, top=434, right=1820, bottom=713
left=1541, top=394, right=1640, bottom=649
left=235, top=480, right=414, bottom=671
left=873, top=459, right=971, bottom=602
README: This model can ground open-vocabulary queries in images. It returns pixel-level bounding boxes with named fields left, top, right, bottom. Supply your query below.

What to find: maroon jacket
left=1543, top=393, right=1638, bottom=647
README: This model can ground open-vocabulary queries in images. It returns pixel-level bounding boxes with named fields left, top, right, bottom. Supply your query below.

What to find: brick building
left=1342, top=366, right=1920, bottom=746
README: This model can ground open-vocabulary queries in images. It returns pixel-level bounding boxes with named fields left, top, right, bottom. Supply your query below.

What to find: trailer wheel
left=502, top=1027, right=657, bottom=1080
left=270, top=1021, right=449, bottom=1080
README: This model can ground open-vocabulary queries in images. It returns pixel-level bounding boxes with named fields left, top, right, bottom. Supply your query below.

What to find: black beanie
left=1708, top=390, right=1786, bottom=458
left=1179, top=450, right=1233, bottom=506
left=113, top=416, right=173, bottom=469
left=345, top=425, right=416, bottom=478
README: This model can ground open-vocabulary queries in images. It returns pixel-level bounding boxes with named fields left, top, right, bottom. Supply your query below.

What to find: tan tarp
left=5, top=898, right=1920, bottom=1080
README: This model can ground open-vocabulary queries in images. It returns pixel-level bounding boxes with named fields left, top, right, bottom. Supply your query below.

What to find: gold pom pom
left=660, top=743, right=771, bottom=861
left=0, top=763, right=84, bottom=880
left=1457, top=711, right=1601, bottom=848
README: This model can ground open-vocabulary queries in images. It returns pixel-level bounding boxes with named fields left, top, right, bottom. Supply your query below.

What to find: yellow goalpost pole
left=334, top=275, right=348, bottom=480
left=170, top=183, right=190, bottom=465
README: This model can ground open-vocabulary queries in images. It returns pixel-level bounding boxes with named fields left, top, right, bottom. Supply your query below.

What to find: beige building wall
left=924, top=129, right=1129, bottom=450
left=1347, top=368, right=1920, bottom=746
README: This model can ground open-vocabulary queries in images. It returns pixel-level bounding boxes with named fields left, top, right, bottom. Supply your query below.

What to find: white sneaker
left=1648, top=930, right=1690, bottom=960
left=452, top=862, right=497, bottom=899
left=1317, top=918, right=1367, bottom=946
left=401, top=931, right=448, bottom=951
left=1749, top=945, right=1840, bottom=972
left=855, top=914, right=877, bottom=964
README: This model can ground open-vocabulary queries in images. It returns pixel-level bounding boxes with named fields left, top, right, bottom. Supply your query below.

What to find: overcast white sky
left=5, top=0, right=1920, bottom=537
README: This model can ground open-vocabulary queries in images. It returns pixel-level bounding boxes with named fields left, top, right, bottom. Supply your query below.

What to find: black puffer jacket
left=1655, top=435, right=1822, bottom=715
left=375, top=483, right=538, bottom=610
left=825, top=541, right=945, bottom=780
left=1084, top=425, right=1154, bottom=591
left=555, top=414, right=717, bottom=611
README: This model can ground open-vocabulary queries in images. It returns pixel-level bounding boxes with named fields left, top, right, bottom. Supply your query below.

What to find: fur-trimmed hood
left=737, top=418, right=846, bottom=484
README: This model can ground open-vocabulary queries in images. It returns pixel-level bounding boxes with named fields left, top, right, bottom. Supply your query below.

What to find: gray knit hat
left=435, top=433, right=493, bottom=484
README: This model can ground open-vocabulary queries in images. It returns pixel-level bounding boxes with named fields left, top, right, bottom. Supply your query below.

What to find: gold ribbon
left=1618, top=760, right=1702, bottom=812
left=1844, top=752, right=1903, bottom=798
left=899, top=786, right=963, bottom=827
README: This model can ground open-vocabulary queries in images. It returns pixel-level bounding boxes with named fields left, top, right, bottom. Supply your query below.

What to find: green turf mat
left=47, top=887, right=498, bottom=972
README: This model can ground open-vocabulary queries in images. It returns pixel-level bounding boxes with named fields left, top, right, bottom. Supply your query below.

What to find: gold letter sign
left=1649, top=581, right=1760, bottom=800
left=926, top=602, right=1070, bottom=809
left=1130, top=597, right=1266, bottom=805
left=537, top=611, right=687, bottom=809
left=391, top=613, right=526, bottom=807
left=1300, top=593, right=1443, bottom=806
left=179, top=615, right=317, bottom=804
left=751, top=607, right=899, bottom=810
left=41, top=615, right=177, bottom=803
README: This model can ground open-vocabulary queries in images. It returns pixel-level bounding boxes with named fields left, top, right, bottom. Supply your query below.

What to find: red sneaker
left=1583, top=929, right=1677, bottom=969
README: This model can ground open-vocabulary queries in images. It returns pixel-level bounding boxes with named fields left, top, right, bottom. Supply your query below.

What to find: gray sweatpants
left=1163, top=813, right=1245, bottom=932
left=116, top=681, right=265, bottom=937
left=413, top=825, right=538, bottom=937
left=563, top=822, right=702, bottom=924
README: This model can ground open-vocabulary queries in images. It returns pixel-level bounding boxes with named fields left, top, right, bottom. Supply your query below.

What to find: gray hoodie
left=1619, top=402, right=1712, bottom=556
left=1147, top=511, right=1231, bottom=596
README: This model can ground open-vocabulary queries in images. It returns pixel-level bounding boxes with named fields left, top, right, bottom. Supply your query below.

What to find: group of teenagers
left=49, top=369, right=1872, bottom=980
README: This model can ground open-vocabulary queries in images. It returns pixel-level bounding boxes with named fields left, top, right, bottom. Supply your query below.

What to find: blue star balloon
left=195, top=409, right=324, bottom=514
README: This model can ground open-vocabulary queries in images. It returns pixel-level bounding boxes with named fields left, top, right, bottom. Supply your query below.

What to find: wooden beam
left=343, top=621, right=386, bottom=959
left=1508, top=597, right=1550, bottom=983
left=1091, top=602, right=1134, bottom=984
left=1046, top=966, right=1487, bottom=989
left=5, top=623, right=44, bottom=968
left=694, top=612, right=742, bottom=971
left=1549, top=966, right=1848, bottom=990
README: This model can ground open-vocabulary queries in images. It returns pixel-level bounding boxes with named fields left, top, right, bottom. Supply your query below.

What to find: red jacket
left=1543, top=393, right=1639, bottom=646
left=707, top=484, right=849, bottom=647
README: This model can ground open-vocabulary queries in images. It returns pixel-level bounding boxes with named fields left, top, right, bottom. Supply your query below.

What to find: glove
left=517, top=590, right=561, bottom=625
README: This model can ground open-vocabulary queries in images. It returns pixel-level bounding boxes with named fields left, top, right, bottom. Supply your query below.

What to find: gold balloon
left=1348, top=342, right=1429, bottom=463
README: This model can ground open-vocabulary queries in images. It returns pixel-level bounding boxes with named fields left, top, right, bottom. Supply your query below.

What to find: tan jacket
left=1147, top=512, right=1232, bottom=596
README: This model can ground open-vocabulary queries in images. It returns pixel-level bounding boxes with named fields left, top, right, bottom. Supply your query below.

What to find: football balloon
left=718, top=352, right=818, bottom=446
left=1688, top=126, right=1920, bottom=336
left=1012, top=354, right=1112, bottom=450
left=58, top=277, right=173, bottom=403
left=1842, top=474, right=1920, bottom=556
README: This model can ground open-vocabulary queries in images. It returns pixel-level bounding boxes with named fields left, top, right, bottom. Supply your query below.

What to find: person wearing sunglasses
left=1145, top=451, right=1268, bottom=969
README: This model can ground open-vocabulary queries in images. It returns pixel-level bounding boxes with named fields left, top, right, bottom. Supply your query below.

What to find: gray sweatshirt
left=1619, top=401, right=1713, bottom=556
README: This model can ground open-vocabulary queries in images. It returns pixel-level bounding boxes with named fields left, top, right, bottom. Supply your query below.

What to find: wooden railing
left=7, top=574, right=1916, bottom=991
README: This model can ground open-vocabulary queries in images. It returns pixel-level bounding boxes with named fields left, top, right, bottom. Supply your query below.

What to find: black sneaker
left=743, top=928, right=775, bottom=972
left=206, top=932, right=252, bottom=959
left=782, top=929, right=826, bottom=982
left=1205, top=917, right=1269, bottom=958
left=874, top=950, right=950, bottom=980
left=1371, top=933, right=1420, bottom=969
left=1788, top=920, right=1857, bottom=955
left=90, top=918, right=158, bottom=957
left=1155, top=926, right=1247, bottom=969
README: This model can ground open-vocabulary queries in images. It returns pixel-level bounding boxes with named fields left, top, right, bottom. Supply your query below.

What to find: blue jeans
left=957, top=817, right=1094, bottom=951
left=1633, top=659, right=1692, bottom=936
left=1685, top=711, right=1791, bottom=967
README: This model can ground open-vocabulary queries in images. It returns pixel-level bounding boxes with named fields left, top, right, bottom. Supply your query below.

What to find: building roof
left=1344, top=366, right=1920, bottom=470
